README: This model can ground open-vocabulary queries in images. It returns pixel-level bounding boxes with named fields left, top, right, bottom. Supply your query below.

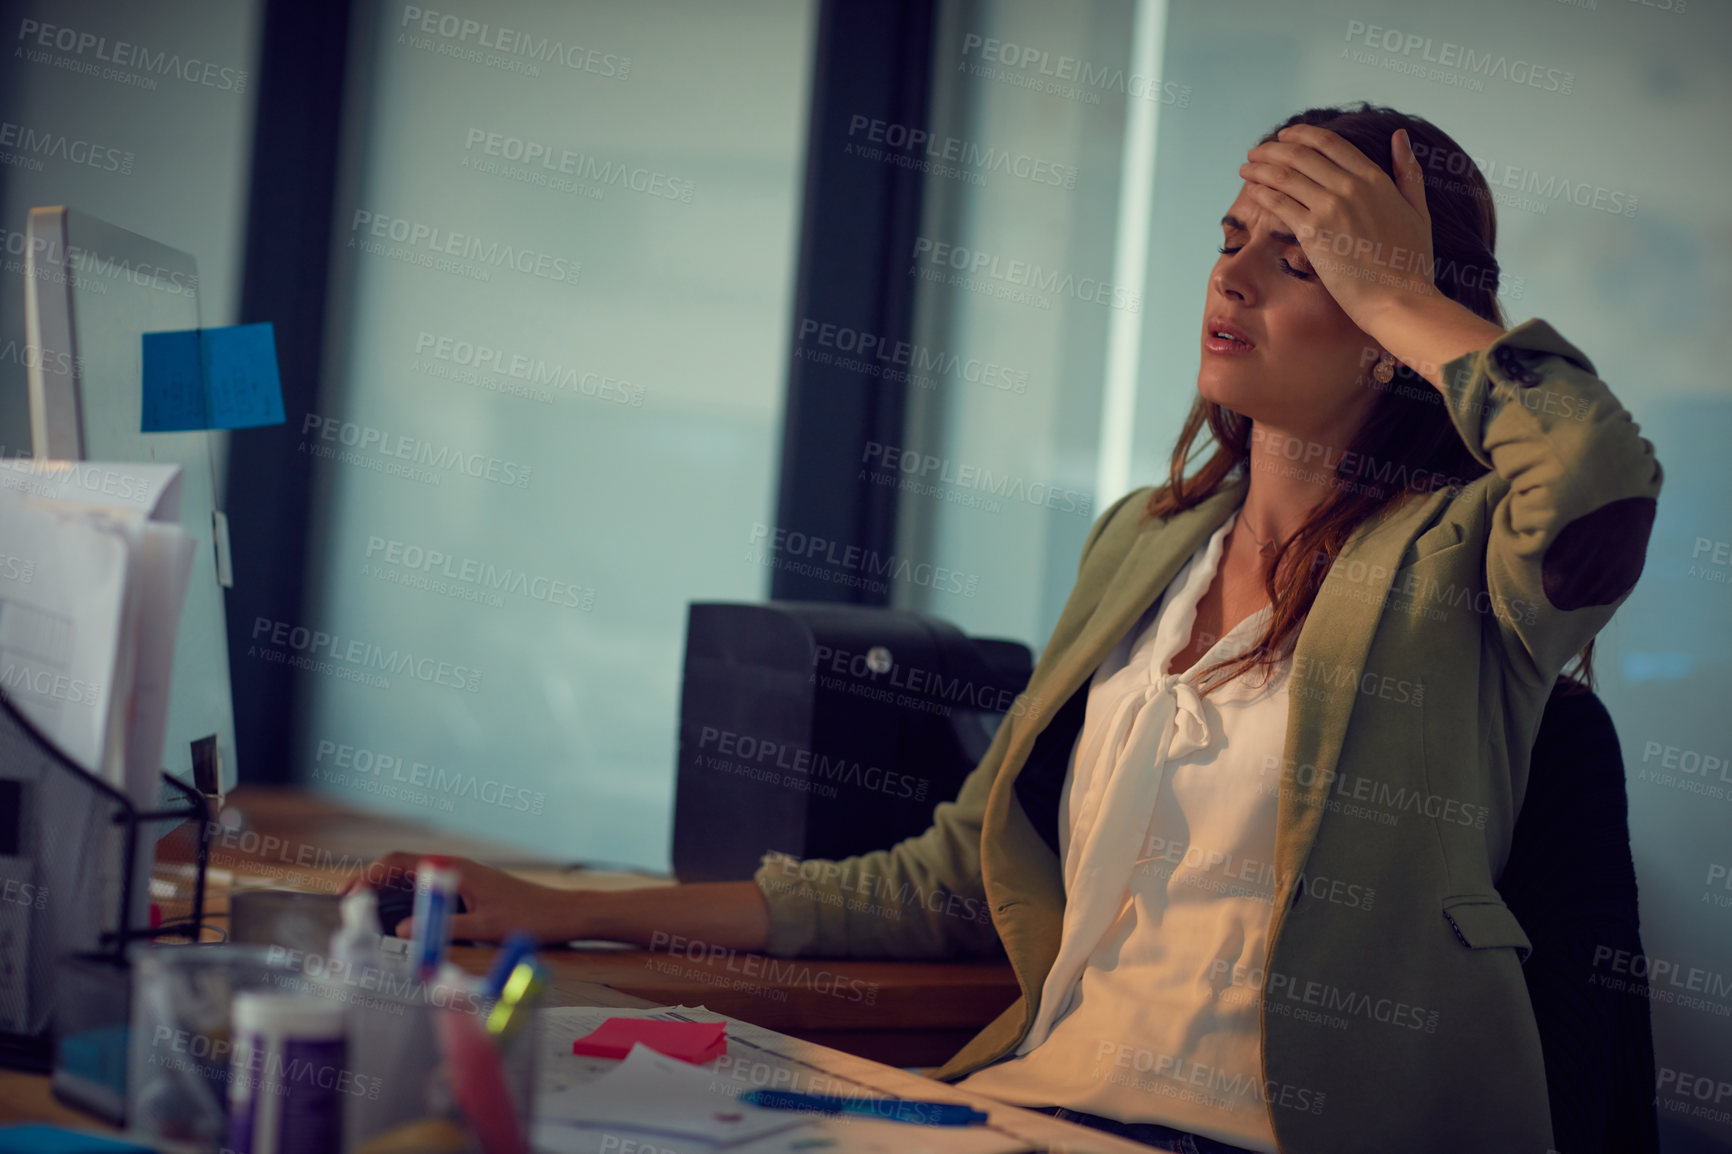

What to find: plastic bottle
left=224, top=992, right=347, bottom=1154
left=330, top=887, right=385, bottom=985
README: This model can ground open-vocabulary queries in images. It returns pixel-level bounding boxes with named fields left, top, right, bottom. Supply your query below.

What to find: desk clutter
left=123, top=965, right=1041, bottom=1154
left=40, top=853, right=1109, bottom=1153
left=0, top=821, right=1177, bottom=1154
left=116, top=882, right=544, bottom=1154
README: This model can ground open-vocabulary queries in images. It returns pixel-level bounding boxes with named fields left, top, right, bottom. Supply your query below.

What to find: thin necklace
left=1236, top=516, right=1285, bottom=555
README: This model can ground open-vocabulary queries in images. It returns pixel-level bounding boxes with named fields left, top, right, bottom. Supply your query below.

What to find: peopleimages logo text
left=959, top=34, right=1192, bottom=106
left=861, top=441, right=1091, bottom=516
left=1343, top=20, right=1573, bottom=94
left=399, top=6, right=629, bottom=77
left=414, top=332, right=643, bottom=405
left=349, top=211, right=580, bottom=286
left=463, top=129, right=692, bottom=201
left=911, top=238, right=1141, bottom=312
left=364, top=536, right=594, bottom=610
left=249, top=617, right=482, bottom=693
left=301, top=413, right=532, bottom=489
left=747, top=524, right=980, bottom=598
left=0, top=662, right=102, bottom=707
left=845, top=115, right=1077, bottom=188
left=15, top=19, right=249, bottom=91
left=0, top=121, right=132, bottom=174
left=313, top=741, right=546, bottom=814
left=3, top=229, right=196, bottom=296
left=0, top=547, right=34, bottom=583
left=796, top=319, right=1028, bottom=395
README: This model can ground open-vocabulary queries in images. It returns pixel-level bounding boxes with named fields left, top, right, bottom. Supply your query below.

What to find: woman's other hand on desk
left=339, top=852, right=774, bottom=953
left=342, top=851, right=572, bottom=944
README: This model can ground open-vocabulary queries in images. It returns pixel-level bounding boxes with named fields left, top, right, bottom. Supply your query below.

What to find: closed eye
left=1217, top=244, right=1313, bottom=281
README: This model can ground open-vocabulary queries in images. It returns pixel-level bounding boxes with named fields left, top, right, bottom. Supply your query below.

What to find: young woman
left=355, top=103, right=1661, bottom=1153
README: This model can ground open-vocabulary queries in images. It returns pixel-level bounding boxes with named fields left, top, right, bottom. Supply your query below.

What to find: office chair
left=1497, top=678, right=1661, bottom=1154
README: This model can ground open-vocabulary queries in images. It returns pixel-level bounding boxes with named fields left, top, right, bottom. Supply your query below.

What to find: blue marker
left=739, top=1089, right=989, bottom=1127
left=411, top=856, right=460, bottom=978
left=482, top=931, right=537, bottom=998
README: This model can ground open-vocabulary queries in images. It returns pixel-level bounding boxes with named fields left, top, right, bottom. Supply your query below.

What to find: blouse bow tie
left=1019, top=665, right=1218, bottom=1053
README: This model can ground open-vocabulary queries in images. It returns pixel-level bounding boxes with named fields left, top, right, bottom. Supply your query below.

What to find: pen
left=482, top=931, right=537, bottom=998
left=411, top=855, right=460, bottom=979
left=738, top=1089, right=989, bottom=1127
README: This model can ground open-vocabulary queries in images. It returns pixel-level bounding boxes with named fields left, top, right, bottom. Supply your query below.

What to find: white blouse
left=959, top=510, right=1290, bottom=1153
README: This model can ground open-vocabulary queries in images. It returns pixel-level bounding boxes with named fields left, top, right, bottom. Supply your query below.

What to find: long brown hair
left=1151, top=102, right=1593, bottom=693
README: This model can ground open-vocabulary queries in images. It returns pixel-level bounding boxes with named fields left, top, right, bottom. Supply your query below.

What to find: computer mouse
left=373, top=874, right=469, bottom=939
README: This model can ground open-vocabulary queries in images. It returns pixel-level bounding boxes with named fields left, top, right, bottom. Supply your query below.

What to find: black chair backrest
left=1498, top=679, right=1659, bottom=1154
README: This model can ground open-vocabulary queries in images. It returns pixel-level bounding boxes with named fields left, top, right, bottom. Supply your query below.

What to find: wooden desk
left=524, top=947, right=1018, bottom=1066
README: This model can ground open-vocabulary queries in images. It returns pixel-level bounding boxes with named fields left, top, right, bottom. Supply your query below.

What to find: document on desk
left=0, top=492, right=133, bottom=779
left=539, top=1043, right=806, bottom=1143
left=0, top=462, right=194, bottom=805
left=532, top=1005, right=1122, bottom=1154
left=0, top=465, right=198, bottom=1036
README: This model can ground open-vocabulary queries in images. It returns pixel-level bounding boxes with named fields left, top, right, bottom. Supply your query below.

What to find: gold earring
left=1372, top=355, right=1395, bottom=384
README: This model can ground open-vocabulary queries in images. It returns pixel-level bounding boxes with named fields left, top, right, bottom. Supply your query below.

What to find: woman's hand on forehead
left=1238, top=124, right=1438, bottom=335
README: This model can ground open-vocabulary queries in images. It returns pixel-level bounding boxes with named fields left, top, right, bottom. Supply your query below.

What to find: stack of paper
left=0, top=460, right=194, bottom=807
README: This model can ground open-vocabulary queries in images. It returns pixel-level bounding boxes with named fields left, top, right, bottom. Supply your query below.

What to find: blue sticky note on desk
left=142, top=322, right=285, bottom=431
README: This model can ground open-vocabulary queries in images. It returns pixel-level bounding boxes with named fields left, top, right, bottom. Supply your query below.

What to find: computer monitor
left=23, top=206, right=238, bottom=794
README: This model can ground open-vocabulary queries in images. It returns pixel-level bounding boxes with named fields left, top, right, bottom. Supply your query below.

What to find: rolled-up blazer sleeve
left=750, top=489, right=1144, bottom=959
left=752, top=722, right=1008, bottom=959
left=1437, top=318, right=1663, bottom=686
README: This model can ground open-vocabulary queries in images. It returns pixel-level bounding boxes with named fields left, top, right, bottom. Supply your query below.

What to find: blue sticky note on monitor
left=140, top=329, right=206, bottom=432
left=142, top=322, right=285, bottom=431
left=203, top=322, right=286, bottom=429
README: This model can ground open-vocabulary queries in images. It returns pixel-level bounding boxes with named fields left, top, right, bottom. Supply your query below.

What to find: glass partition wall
left=292, top=0, right=816, bottom=867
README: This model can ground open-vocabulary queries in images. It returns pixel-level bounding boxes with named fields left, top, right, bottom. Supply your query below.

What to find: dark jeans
left=1028, top=1105, right=1263, bottom=1153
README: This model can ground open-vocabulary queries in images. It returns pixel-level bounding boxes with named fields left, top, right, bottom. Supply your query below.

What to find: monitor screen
left=23, top=206, right=237, bottom=793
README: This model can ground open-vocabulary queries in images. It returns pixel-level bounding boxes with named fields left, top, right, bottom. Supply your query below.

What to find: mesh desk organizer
left=0, top=688, right=212, bottom=1100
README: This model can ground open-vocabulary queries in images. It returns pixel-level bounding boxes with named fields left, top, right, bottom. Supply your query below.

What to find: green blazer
left=754, top=318, right=1663, bottom=1152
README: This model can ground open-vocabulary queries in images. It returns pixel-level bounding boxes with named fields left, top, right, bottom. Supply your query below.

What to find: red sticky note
left=571, top=1018, right=728, bottom=1064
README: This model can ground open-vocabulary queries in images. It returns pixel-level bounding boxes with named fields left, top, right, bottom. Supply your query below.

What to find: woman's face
left=1197, top=183, right=1383, bottom=443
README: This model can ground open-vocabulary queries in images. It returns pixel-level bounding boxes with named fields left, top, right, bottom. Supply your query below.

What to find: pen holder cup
left=342, top=961, right=539, bottom=1154
left=125, top=943, right=303, bottom=1153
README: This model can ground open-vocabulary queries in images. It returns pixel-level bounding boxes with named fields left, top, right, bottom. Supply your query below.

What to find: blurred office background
left=0, top=0, right=1727, bottom=1147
